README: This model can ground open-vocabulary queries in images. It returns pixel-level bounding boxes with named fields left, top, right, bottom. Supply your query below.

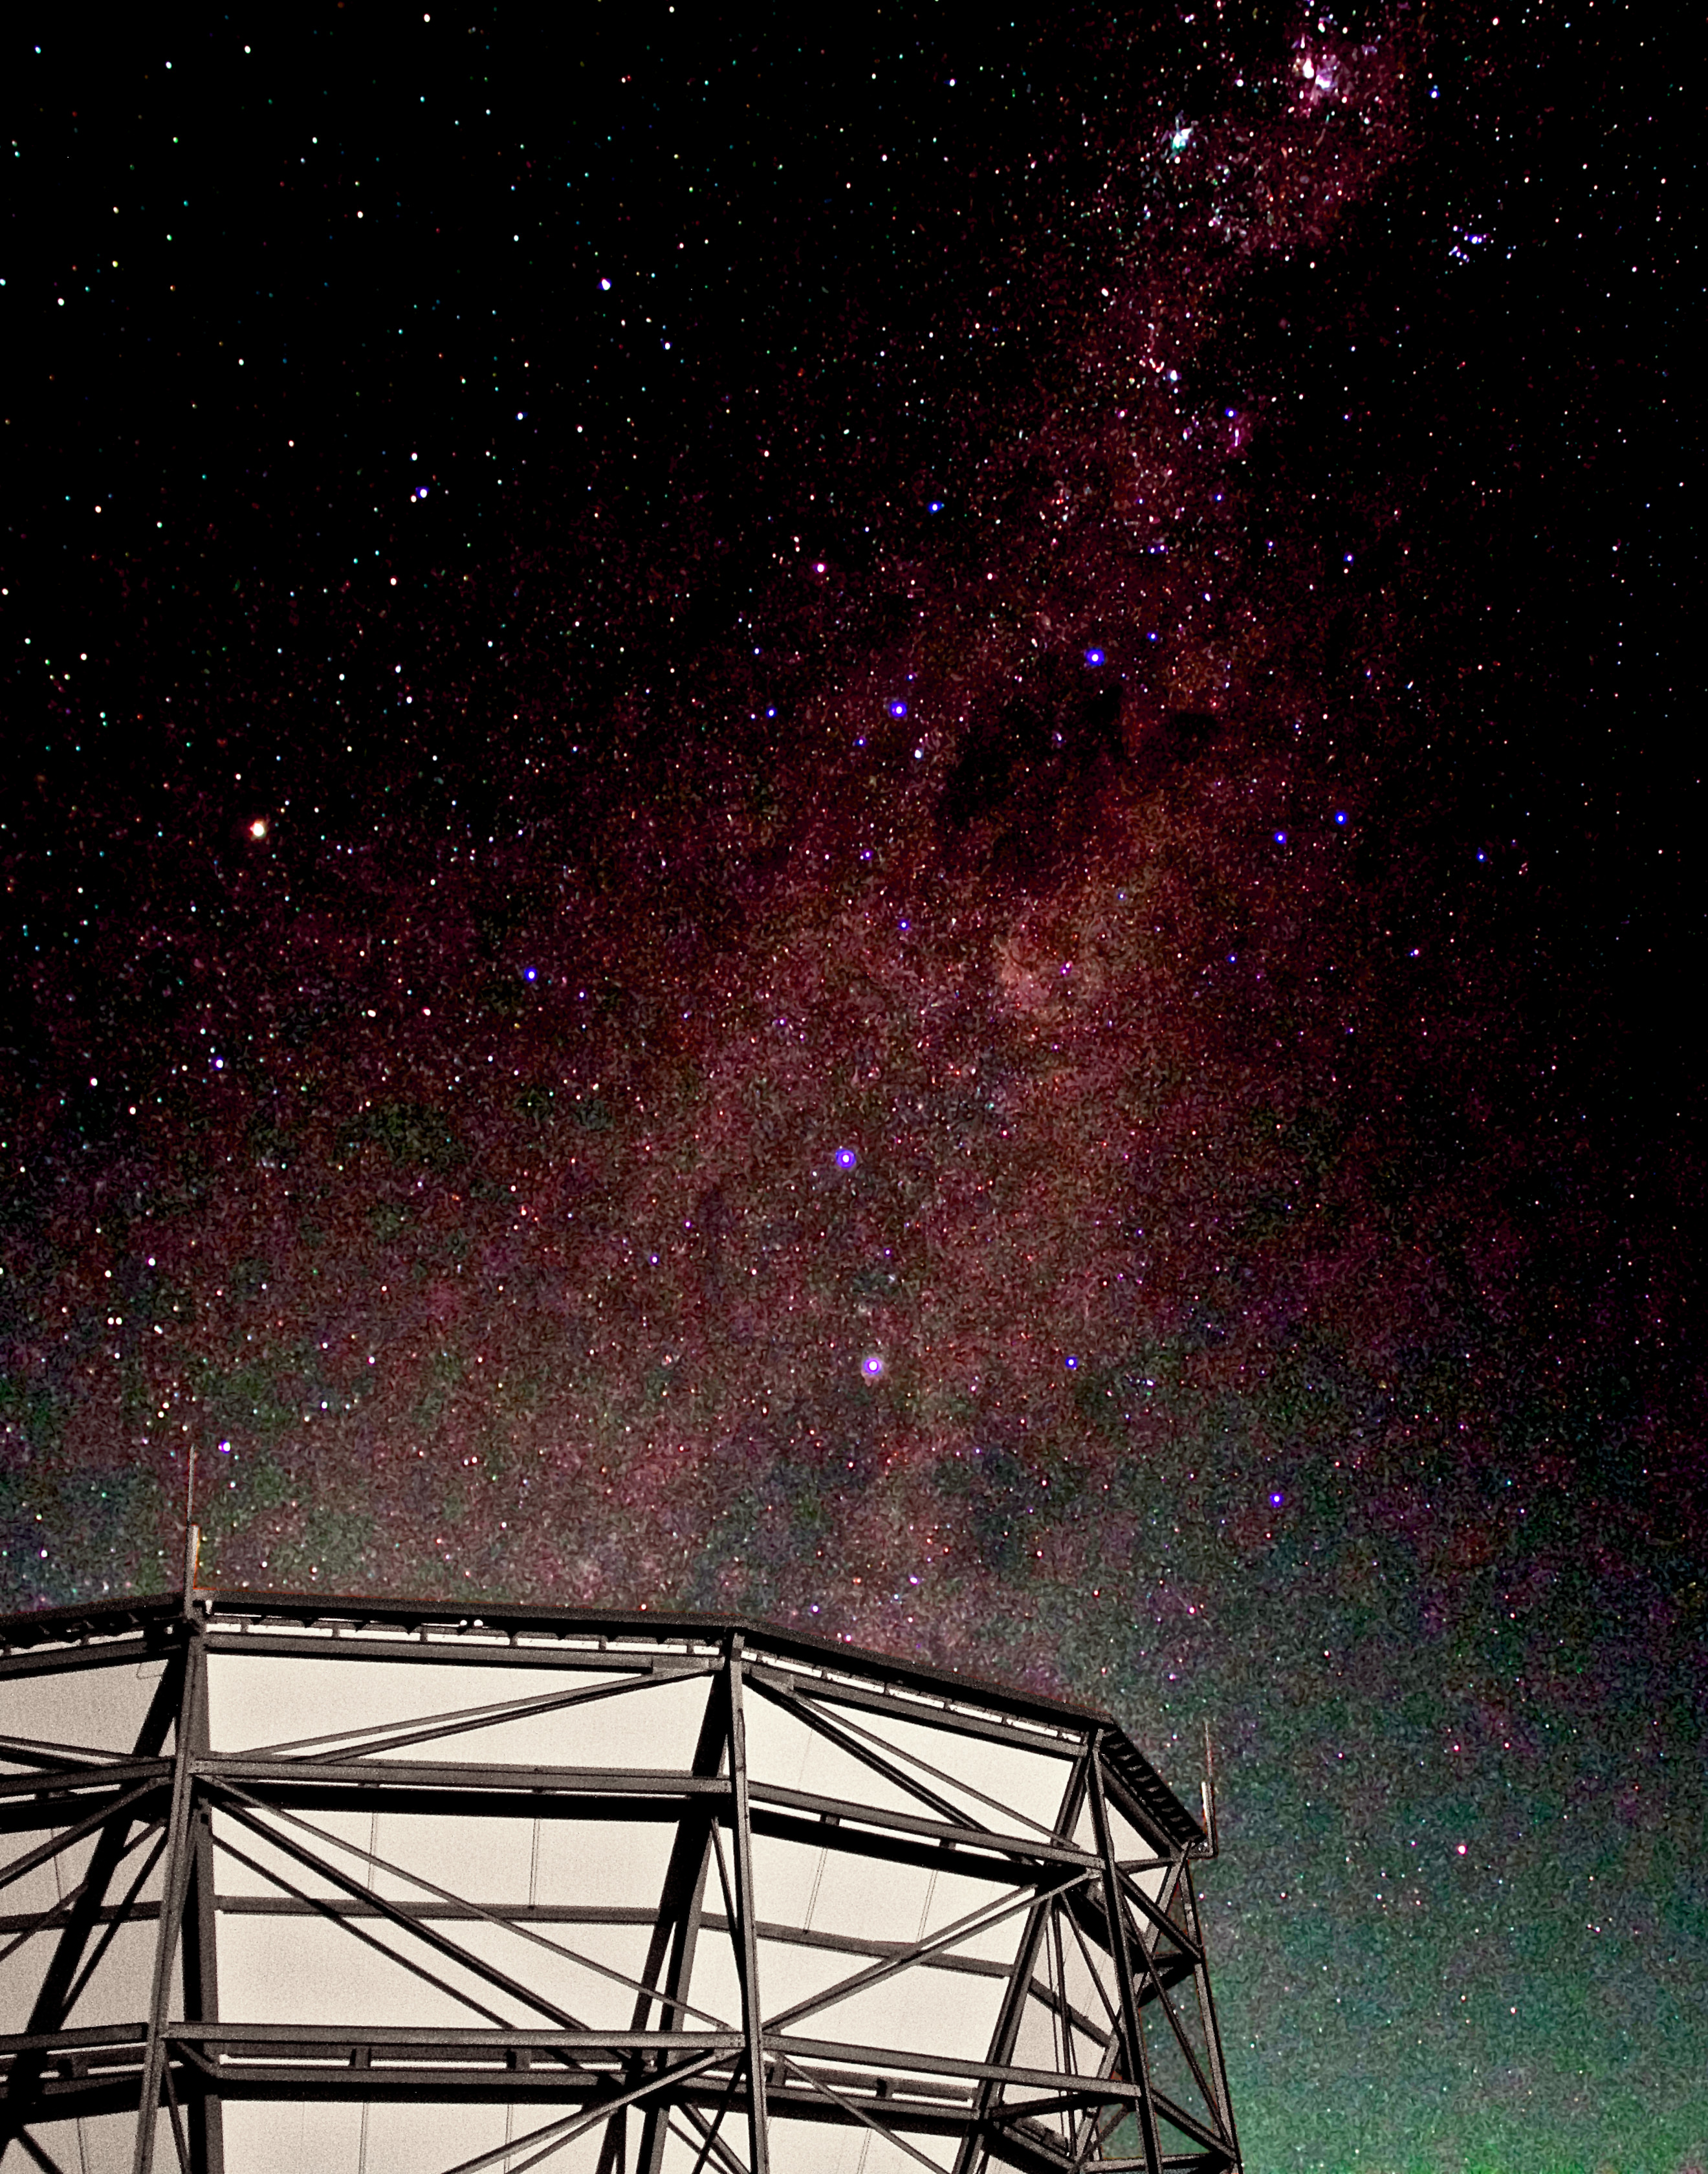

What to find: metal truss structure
left=0, top=1587, right=1242, bottom=2174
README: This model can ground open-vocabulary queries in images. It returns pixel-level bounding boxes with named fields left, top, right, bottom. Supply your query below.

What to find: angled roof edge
left=0, top=1588, right=181, bottom=1651
left=0, top=1584, right=1206, bottom=1850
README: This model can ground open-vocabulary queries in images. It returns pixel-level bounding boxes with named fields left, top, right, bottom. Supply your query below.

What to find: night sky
left=1, top=5, right=1699, bottom=2167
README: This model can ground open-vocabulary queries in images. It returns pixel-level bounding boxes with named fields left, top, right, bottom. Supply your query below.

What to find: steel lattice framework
left=0, top=1588, right=1242, bottom=2174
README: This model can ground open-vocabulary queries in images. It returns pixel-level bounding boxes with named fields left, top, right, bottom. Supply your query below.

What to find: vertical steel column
left=950, top=1748, right=1090, bottom=2174
left=638, top=1676, right=728, bottom=2174
left=593, top=2106, right=629, bottom=2174
left=181, top=1623, right=224, bottom=2174
left=1088, top=1738, right=1163, bottom=2174
left=1181, top=1861, right=1242, bottom=2169
left=724, top=1637, right=769, bottom=2174
left=132, top=1629, right=201, bottom=2174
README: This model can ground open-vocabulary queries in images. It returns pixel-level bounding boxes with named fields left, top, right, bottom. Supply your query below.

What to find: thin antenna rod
left=1199, top=1721, right=1220, bottom=1860
left=182, top=1448, right=200, bottom=1608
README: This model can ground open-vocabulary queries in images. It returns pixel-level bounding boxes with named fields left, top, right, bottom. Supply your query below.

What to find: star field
left=1, top=5, right=1699, bottom=2168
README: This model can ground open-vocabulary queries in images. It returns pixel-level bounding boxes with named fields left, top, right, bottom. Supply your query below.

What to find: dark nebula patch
left=939, top=649, right=1128, bottom=887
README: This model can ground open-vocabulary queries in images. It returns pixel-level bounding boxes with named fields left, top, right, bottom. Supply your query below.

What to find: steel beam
left=725, top=1638, right=769, bottom=2173
left=1179, top=1863, right=1240, bottom=2168
left=637, top=1671, right=726, bottom=2174
left=954, top=1750, right=1089, bottom=2174
left=133, top=1642, right=201, bottom=2174
left=1088, top=1739, right=1164, bottom=2174
left=199, top=1752, right=731, bottom=1797
left=748, top=1777, right=1095, bottom=1868
left=181, top=1639, right=224, bottom=2174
